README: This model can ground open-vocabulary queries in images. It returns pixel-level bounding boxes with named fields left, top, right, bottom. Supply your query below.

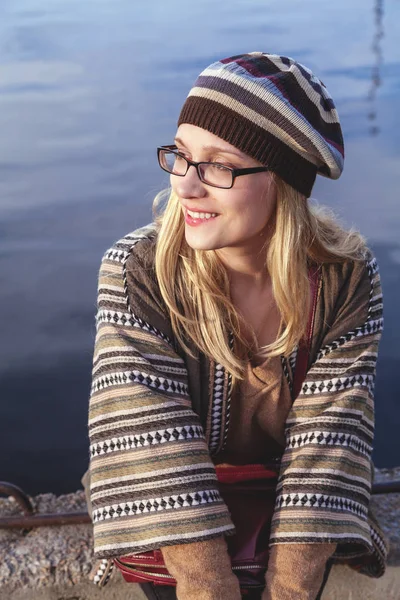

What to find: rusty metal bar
left=371, top=480, right=400, bottom=495
left=0, top=512, right=91, bottom=529
left=0, top=480, right=399, bottom=530
left=0, top=482, right=34, bottom=515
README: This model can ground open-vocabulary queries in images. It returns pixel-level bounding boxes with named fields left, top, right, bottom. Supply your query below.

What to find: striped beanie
left=178, top=52, right=344, bottom=197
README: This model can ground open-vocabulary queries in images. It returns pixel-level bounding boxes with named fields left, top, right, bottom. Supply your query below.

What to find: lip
left=184, top=208, right=220, bottom=227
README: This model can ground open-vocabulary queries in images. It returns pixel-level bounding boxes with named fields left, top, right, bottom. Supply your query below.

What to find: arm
left=267, top=253, right=387, bottom=584
left=88, top=230, right=234, bottom=559
left=263, top=543, right=336, bottom=600
left=161, top=537, right=241, bottom=600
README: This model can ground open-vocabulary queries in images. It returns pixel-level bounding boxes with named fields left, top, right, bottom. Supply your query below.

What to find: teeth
left=187, top=210, right=218, bottom=219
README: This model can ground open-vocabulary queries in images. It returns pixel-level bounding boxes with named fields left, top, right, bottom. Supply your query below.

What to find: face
left=171, top=124, right=277, bottom=261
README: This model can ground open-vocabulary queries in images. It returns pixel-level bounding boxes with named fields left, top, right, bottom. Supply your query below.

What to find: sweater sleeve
left=269, top=252, right=388, bottom=577
left=263, top=543, right=336, bottom=600
left=161, top=537, right=241, bottom=600
left=88, top=230, right=234, bottom=559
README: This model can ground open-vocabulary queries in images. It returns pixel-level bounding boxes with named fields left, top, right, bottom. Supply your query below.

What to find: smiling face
left=171, top=124, right=277, bottom=262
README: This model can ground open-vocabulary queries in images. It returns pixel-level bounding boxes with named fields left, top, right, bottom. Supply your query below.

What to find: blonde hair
left=153, top=176, right=366, bottom=384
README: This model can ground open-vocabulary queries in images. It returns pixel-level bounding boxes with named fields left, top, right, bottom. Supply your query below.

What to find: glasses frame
left=157, top=145, right=270, bottom=189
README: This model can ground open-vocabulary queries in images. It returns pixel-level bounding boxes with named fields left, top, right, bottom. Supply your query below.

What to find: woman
left=88, top=52, right=388, bottom=600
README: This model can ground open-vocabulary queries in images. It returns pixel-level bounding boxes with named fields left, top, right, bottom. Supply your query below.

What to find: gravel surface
left=0, top=491, right=93, bottom=589
left=370, top=466, right=400, bottom=565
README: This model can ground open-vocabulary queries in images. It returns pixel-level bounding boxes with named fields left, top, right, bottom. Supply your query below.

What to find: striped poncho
left=88, top=224, right=388, bottom=577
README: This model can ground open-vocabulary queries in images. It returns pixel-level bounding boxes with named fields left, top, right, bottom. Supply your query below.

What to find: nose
left=171, top=164, right=207, bottom=199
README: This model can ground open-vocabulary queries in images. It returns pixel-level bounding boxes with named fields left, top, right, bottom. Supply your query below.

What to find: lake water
left=1, top=0, right=399, bottom=495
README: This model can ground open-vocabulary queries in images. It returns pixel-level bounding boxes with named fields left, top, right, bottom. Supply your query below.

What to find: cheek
left=253, top=180, right=277, bottom=221
left=229, top=183, right=274, bottom=224
left=241, top=204, right=270, bottom=231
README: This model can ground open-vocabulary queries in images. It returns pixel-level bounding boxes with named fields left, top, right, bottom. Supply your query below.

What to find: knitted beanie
left=177, top=52, right=344, bottom=197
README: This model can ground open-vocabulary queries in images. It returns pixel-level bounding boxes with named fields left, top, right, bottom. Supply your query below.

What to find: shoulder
left=321, top=246, right=378, bottom=291
left=101, top=223, right=157, bottom=271
left=101, top=220, right=162, bottom=301
left=97, top=223, right=172, bottom=337
left=312, top=247, right=383, bottom=354
left=97, top=223, right=157, bottom=285
left=320, top=247, right=381, bottom=315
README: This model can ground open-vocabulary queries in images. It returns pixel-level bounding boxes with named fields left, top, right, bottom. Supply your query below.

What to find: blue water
left=1, top=0, right=400, bottom=494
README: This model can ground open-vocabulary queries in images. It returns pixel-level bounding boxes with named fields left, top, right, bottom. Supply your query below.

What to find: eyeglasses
left=157, top=145, right=270, bottom=189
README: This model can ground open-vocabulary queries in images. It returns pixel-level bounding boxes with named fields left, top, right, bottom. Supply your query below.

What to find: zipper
left=116, top=559, right=174, bottom=578
left=232, top=564, right=265, bottom=571
left=119, top=565, right=175, bottom=580
left=118, top=558, right=265, bottom=573
left=119, top=561, right=168, bottom=570
left=124, top=554, right=156, bottom=560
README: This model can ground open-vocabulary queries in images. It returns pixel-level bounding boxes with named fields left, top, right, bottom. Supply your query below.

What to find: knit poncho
left=88, top=224, right=388, bottom=577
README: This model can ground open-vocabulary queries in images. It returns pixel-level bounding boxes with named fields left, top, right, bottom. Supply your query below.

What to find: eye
left=212, top=163, right=231, bottom=171
left=175, top=149, right=189, bottom=159
left=212, top=157, right=238, bottom=168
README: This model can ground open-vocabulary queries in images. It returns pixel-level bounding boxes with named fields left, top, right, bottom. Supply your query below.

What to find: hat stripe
left=218, top=54, right=337, bottom=116
left=205, top=61, right=340, bottom=126
left=188, top=86, right=323, bottom=168
left=204, top=62, right=295, bottom=114
left=198, top=68, right=340, bottom=144
left=192, top=76, right=343, bottom=175
left=228, top=55, right=283, bottom=78
left=193, top=77, right=321, bottom=162
left=267, top=55, right=338, bottom=116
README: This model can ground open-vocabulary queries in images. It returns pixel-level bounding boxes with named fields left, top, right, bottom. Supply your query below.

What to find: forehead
left=175, top=124, right=246, bottom=158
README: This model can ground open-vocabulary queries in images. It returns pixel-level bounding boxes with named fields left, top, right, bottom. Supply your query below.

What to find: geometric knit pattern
left=286, top=430, right=372, bottom=457
left=93, top=558, right=114, bottom=587
left=275, top=493, right=368, bottom=518
left=207, top=361, right=229, bottom=455
left=219, top=333, right=235, bottom=453
left=270, top=255, right=388, bottom=577
left=92, top=489, right=223, bottom=523
left=207, top=332, right=235, bottom=455
left=91, top=369, right=189, bottom=396
left=90, top=424, right=205, bottom=458
left=88, top=226, right=234, bottom=559
left=282, top=347, right=298, bottom=395
left=301, top=373, right=375, bottom=395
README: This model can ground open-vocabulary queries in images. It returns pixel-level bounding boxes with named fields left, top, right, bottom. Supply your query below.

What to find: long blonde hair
left=153, top=176, right=366, bottom=384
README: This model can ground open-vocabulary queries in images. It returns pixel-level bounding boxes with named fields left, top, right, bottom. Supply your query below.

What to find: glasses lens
left=200, top=163, right=233, bottom=188
left=159, top=150, right=188, bottom=175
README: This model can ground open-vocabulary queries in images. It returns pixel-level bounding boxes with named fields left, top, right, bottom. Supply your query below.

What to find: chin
left=184, top=230, right=221, bottom=252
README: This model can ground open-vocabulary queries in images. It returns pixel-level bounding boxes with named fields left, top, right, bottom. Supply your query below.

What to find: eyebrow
left=174, top=136, right=244, bottom=159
